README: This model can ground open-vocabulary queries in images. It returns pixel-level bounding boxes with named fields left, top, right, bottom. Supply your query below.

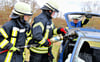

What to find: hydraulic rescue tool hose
left=0, top=35, right=63, bottom=54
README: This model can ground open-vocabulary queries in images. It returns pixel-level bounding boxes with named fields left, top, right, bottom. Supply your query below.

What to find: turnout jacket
left=30, top=12, right=58, bottom=54
left=0, top=19, right=32, bottom=62
left=70, top=18, right=89, bottom=27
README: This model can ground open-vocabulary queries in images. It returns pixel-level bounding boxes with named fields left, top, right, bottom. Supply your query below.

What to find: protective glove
left=43, top=39, right=52, bottom=47
left=9, top=46, right=20, bottom=52
left=57, top=28, right=67, bottom=36
left=47, top=39, right=51, bottom=47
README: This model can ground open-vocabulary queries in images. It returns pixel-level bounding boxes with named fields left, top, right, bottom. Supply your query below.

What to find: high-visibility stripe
left=12, top=30, right=17, bottom=37
left=26, top=30, right=31, bottom=37
left=4, top=52, right=13, bottom=62
left=0, top=39, right=9, bottom=49
left=53, top=28, right=57, bottom=35
left=33, top=22, right=44, bottom=32
left=66, top=27, right=69, bottom=29
left=13, top=27, right=25, bottom=33
left=10, top=38, right=16, bottom=46
left=26, top=29, right=32, bottom=45
left=38, top=29, right=49, bottom=45
left=4, top=27, right=18, bottom=62
left=26, top=37, right=32, bottom=46
left=44, top=29, right=49, bottom=39
left=11, top=29, right=17, bottom=46
left=23, top=51, right=25, bottom=62
left=32, top=29, right=49, bottom=53
left=39, top=38, right=46, bottom=45
left=73, top=38, right=78, bottom=41
left=23, top=30, right=32, bottom=62
left=31, top=47, right=48, bottom=51
left=31, top=22, right=53, bottom=54
left=0, top=28, right=8, bottom=38
left=30, top=47, right=48, bottom=54
left=82, top=19, right=84, bottom=24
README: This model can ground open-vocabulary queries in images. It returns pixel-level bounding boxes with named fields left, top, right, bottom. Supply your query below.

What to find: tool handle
left=0, top=49, right=8, bottom=54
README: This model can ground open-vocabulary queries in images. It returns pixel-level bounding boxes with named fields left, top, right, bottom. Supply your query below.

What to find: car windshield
left=68, top=15, right=100, bottom=30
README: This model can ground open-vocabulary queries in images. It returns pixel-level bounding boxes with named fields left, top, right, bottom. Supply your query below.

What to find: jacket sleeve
left=52, top=22, right=62, bottom=35
left=0, top=23, right=13, bottom=50
left=53, top=24, right=68, bottom=35
left=32, top=18, right=49, bottom=46
left=52, top=23, right=58, bottom=35
left=81, top=18, right=89, bottom=25
left=53, top=28, right=58, bottom=35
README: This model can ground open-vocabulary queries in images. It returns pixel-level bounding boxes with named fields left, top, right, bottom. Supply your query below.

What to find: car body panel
left=58, top=12, right=100, bottom=62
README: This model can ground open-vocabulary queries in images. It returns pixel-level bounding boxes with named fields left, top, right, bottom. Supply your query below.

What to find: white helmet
left=72, top=16, right=80, bottom=20
left=41, top=0, right=59, bottom=12
left=10, top=2, right=33, bottom=18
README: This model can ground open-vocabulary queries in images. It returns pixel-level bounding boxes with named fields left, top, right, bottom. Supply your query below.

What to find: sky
left=35, top=0, right=100, bottom=14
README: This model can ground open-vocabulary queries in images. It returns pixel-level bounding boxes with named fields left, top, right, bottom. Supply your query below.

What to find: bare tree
left=0, top=0, right=40, bottom=25
left=81, top=1, right=100, bottom=13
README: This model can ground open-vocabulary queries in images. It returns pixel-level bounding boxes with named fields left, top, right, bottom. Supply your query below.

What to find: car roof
left=64, top=12, right=100, bottom=16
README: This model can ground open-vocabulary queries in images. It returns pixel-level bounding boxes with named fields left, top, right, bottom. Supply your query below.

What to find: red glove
left=47, top=39, right=51, bottom=46
left=58, top=28, right=67, bottom=36
left=60, top=28, right=67, bottom=34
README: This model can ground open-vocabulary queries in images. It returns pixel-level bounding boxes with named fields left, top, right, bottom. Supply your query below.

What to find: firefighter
left=29, top=0, right=67, bottom=62
left=0, top=2, right=33, bottom=62
left=70, top=15, right=91, bottom=27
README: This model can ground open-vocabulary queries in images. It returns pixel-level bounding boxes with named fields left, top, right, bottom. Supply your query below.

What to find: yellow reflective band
left=39, top=38, right=46, bottom=45
left=82, top=19, right=85, bottom=24
left=23, top=52, right=25, bottom=62
left=26, top=30, right=31, bottom=36
left=10, top=37, right=16, bottom=46
left=66, top=27, right=69, bottom=29
left=0, top=39, right=9, bottom=49
left=38, top=29, right=49, bottom=45
left=44, top=29, right=49, bottom=39
left=30, top=47, right=48, bottom=54
left=53, top=28, right=57, bottom=35
left=73, top=38, right=77, bottom=41
left=33, top=22, right=44, bottom=32
left=0, top=28, right=8, bottom=38
left=26, top=37, right=32, bottom=46
left=5, top=27, right=18, bottom=62
left=12, top=30, right=17, bottom=37
left=31, top=46, right=48, bottom=50
left=4, top=51, right=13, bottom=62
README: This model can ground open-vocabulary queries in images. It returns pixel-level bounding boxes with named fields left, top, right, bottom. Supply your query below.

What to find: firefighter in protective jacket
left=0, top=2, right=33, bottom=62
left=29, top=0, right=67, bottom=62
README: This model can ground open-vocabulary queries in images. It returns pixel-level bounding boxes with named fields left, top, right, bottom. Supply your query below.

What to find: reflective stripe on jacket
left=0, top=20, right=32, bottom=62
left=30, top=12, right=58, bottom=54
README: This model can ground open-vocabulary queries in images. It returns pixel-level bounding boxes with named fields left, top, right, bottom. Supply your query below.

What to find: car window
left=68, top=15, right=100, bottom=30
left=79, top=41, right=100, bottom=62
